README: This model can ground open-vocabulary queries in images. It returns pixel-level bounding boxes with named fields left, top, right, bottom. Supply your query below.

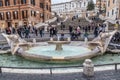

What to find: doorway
left=7, top=22, right=12, bottom=27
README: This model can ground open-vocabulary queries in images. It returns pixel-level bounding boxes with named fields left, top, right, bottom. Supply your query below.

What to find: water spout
left=50, top=37, right=53, bottom=41
left=84, top=37, right=88, bottom=45
left=57, top=36, right=60, bottom=41
left=33, top=38, right=36, bottom=43
left=67, top=37, right=71, bottom=41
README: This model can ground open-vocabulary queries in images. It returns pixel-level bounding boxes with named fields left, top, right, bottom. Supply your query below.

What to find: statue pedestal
left=56, top=44, right=62, bottom=51
left=48, top=41, right=71, bottom=51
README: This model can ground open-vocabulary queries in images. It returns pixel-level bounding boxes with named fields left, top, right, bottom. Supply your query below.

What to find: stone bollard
left=83, top=59, right=94, bottom=77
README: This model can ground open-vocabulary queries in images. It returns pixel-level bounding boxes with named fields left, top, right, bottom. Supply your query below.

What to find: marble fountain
left=1, top=30, right=118, bottom=62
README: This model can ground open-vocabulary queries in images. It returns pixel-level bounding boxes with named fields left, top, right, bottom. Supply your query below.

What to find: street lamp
left=18, top=0, right=21, bottom=20
left=18, top=0, right=23, bottom=26
left=116, top=8, right=118, bottom=20
left=99, top=0, right=102, bottom=14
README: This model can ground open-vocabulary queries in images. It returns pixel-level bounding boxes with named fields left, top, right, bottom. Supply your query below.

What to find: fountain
left=48, top=37, right=70, bottom=51
left=1, top=30, right=117, bottom=62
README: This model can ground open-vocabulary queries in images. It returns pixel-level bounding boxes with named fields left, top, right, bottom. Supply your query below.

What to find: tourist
left=12, top=27, right=16, bottom=34
left=70, top=29, right=78, bottom=40
left=17, top=27, right=22, bottom=38
left=94, top=26, right=99, bottom=37
left=84, top=31, right=89, bottom=39
left=39, top=28, right=43, bottom=37
left=49, top=27, right=53, bottom=37
left=5, top=27, right=11, bottom=35
left=60, top=22, right=64, bottom=30
left=77, top=26, right=81, bottom=36
left=98, top=24, right=103, bottom=34
left=85, top=26, right=88, bottom=33
left=53, top=26, right=57, bottom=37
left=74, top=29, right=79, bottom=40
left=88, top=25, right=91, bottom=32
left=34, top=27, right=38, bottom=36
left=69, top=25, right=73, bottom=34
left=60, top=31, right=64, bottom=41
left=24, top=27, right=29, bottom=38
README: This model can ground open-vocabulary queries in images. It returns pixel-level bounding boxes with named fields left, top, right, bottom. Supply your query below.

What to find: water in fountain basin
left=25, top=45, right=92, bottom=57
left=0, top=53, right=120, bottom=67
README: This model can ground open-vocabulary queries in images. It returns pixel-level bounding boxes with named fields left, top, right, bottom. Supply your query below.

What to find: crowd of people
left=5, top=25, right=59, bottom=39
left=67, top=22, right=106, bottom=40
left=3, top=16, right=120, bottom=41
left=4, top=22, right=107, bottom=40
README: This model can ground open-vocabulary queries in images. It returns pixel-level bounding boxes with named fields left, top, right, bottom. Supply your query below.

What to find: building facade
left=106, top=0, right=120, bottom=20
left=51, top=0, right=90, bottom=17
left=0, top=0, right=51, bottom=29
left=96, top=0, right=106, bottom=13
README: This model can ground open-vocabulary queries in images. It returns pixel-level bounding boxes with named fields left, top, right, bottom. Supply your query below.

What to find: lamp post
left=115, top=0, right=120, bottom=20
left=18, top=0, right=21, bottom=20
left=99, top=0, right=102, bottom=14
left=18, top=0, right=22, bottom=26
left=116, top=9, right=118, bottom=20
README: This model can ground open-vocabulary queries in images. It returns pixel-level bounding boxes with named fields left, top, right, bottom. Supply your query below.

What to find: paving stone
left=0, top=70, right=120, bottom=80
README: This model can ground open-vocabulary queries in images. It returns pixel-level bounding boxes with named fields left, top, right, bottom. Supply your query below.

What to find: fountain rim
left=47, top=41, right=71, bottom=44
left=17, top=45, right=100, bottom=62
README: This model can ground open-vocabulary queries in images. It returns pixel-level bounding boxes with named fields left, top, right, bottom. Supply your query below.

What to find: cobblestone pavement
left=0, top=70, right=120, bottom=80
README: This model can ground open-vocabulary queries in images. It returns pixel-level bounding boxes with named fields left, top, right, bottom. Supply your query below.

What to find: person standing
left=49, top=27, right=53, bottom=37
left=84, top=31, right=89, bottom=39
left=25, top=27, right=29, bottom=38
left=17, top=27, right=22, bottom=38
left=34, top=27, right=38, bottom=36
left=53, top=26, right=57, bottom=37
left=69, top=25, right=73, bottom=34
left=94, top=26, right=99, bottom=38
left=77, top=26, right=81, bottom=36
left=39, top=28, right=43, bottom=37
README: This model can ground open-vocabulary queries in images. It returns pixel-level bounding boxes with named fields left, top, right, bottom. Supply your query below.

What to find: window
left=108, top=0, right=110, bottom=7
left=6, top=12, right=11, bottom=20
left=5, top=0, right=10, bottom=6
left=14, top=0, right=17, bottom=5
left=0, top=12, right=4, bottom=20
left=40, top=13, right=43, bottom=18
left=84, top=2, right=86, bottom=6
left=21, top=0, right=26, bottom=4
left=46, top=4, right=49, bottom=10
left=22, top=10, right=28, bottom=19
left=31, top=11, right=36, bottom=17
left=31, top=0, right=35, bottom=5
left=107, top=12, right=109, bottom=17
left=0, top=1, right=3, bottom=7
left=13, top=11, right=18, bottom=19
left=49, top=7, right=51, bottom=12
left=112, top=9, right=114, bottom=15
left=113, top=0, right=115, bottom=4
left=72, top=4, right=74, bottom=7
left=40, top=3, right=44, bottom=8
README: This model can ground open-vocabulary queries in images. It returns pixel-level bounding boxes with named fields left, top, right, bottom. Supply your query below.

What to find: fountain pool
left=0, top=53, right=120, bottom=67
left=1, top=30, right=118, bottom=67
left=25, top=45, right=92, bottom=58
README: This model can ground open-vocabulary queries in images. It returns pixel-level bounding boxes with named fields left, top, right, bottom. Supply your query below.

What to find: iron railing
left=0, top=63, right=119, bottom=75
